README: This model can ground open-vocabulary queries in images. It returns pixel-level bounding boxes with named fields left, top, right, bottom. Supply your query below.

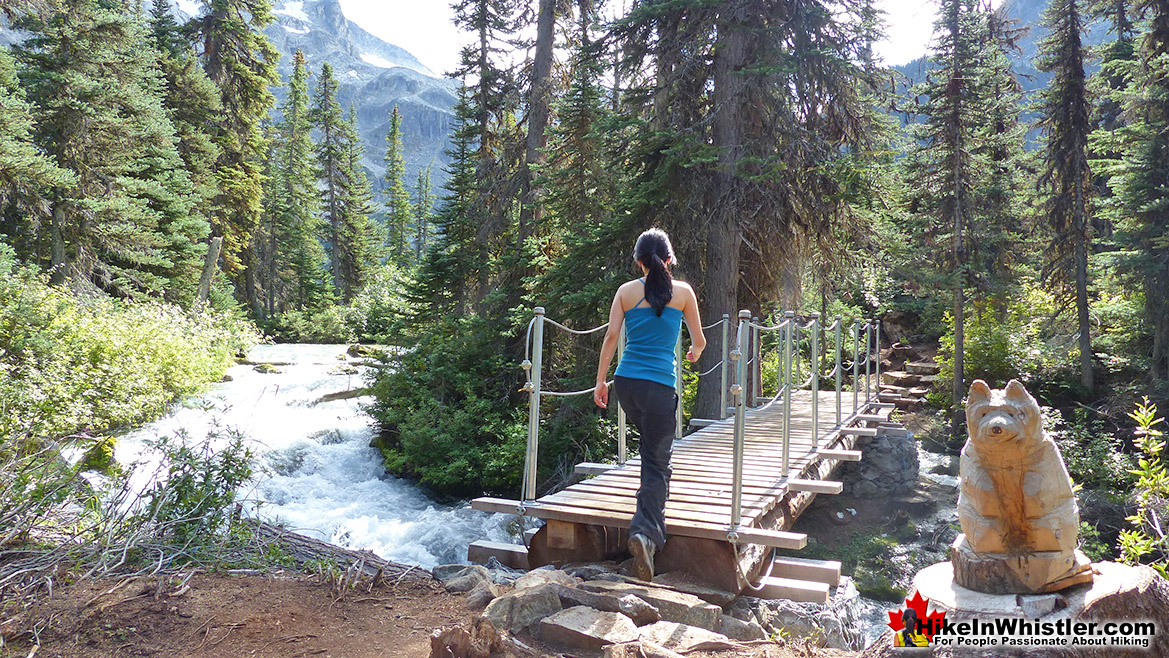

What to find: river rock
left=481, top=583, right=562, bottom=632
left=841, top=430, right=918, bottom=497
left=637, top=621, right=741, bottom=653
left=433, top=564, right=477, bottom=582
left=514, top=568, right=581, bottom=590
left=718, top=614, right=766, bottom=641
left=444, top=566, right=492, bottom=593
left=464, top=580, right=498, bottom=610
left=564, top=563, right=617, bottom=581
left=538, top=606, right=639, bottom=650
left=553, top=584, right=661, bottom=626
left=733, top=576, right=863, bottom=650
left=579, top=580, right=722, bottom=632
left=650, top=571, right=737, bottom=606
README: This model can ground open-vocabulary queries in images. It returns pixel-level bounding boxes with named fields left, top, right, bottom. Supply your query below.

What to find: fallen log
left=244, top=520, right=428, bottom=583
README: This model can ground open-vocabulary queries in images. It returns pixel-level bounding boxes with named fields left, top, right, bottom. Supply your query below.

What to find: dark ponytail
left=634, top=228, right=675, bottom=316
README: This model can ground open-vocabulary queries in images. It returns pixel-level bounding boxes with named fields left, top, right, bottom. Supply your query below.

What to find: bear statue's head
left=965, top=379, right=1042, bottom=446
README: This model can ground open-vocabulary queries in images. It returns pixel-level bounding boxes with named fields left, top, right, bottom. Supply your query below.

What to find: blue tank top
left=614, top=282, right=683, bottom=389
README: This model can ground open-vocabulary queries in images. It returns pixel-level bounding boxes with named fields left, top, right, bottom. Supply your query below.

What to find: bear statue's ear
left=1005, top=379, right=1033, bottom=405
left=967, top=380, right=992, bottom=406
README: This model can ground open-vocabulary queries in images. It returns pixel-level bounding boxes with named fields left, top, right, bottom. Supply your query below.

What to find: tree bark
left=517, top=0, right=555, bottom=247
left=694, top=7, right=748, bottom=420
left=49, top=202, right=67, bottom=286
left=196, top=236, right=223, bottom=310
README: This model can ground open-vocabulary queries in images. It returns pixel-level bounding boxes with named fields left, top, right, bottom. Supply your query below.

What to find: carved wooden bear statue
left=954, top=379, right=1092, bottom=593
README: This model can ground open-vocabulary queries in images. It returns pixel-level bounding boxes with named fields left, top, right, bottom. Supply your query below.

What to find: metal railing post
left=720, top=314, right=729, bottom=420
left=731, top=310, right=750, bottom=529
left=524, top=307, right=545, bottom=502
left=751, top=316, right=760, bottom=405
left=853, top=321, right=860, bottom=414
left=793, top=317, right=800, bottom=389
left=834, top=315, right=842, bottom=426
left=865, top=320, right=873, bottom=404
left=675, top=334, right=683, bottom=438
left=874, top=318, right=882, bottom=404
left=783, top=311, right=794, bottom=478
left=617, top=326, right=627, bottom=465
left=811, top=313, right=820, bottom=449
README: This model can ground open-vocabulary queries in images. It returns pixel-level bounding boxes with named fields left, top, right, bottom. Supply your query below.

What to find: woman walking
left=593, top=228, right=706, bottom=582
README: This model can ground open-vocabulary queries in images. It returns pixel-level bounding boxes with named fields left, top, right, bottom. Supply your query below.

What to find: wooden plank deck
left=471, top=389, right=894, bottom=548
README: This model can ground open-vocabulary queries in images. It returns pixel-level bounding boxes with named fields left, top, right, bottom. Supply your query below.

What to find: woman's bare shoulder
left=674, top=280, right=697, bottom=298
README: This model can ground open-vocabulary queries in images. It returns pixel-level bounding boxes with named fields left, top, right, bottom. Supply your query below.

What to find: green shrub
left=267, top=306, right=355, bottom=344
left=348, top=264, right=411, bottom=343
left=1044, top=406, right=1134, bottom=492
left=1118, top=398, right=1168, bottom=577
left=0, top=245, right=257, bottom=442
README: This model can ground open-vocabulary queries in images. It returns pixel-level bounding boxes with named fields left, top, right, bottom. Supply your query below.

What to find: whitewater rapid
left=114, top=343, right=518, bottom=569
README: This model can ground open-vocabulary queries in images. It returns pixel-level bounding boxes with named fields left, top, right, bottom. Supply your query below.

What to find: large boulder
left=553, top=584, right=661, bottom=627
left=579, top=580, right=722, bottom=632
left=538, top=606, right=640, bottom=650
left=637, top=621, right=742, bottom=653
left=513, top=568, right=581, bottom=590
left=730, top=576, right=864, bottom=650
left=480, top=583, right=562, bottom=633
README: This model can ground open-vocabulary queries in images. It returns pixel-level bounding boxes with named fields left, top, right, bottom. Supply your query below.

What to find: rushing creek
left=115, top=343, right=950, bottom=649
left=115, top=343, right=515, bottom=569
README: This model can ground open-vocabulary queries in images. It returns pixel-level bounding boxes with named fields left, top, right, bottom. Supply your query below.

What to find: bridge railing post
left=865, top=320, right=873, bottom=405
left=720, top=314, right=729, bottom=420
left=617, top=327, right=627, bottom=465
left=751, top=316, right=760, bottom=406
left=783, top=311, right=794, bottom=478
left=834, top=315, right=842, bottom=427
left=675, top=334, right=683, bottom=438
left=730, top=310, right=751, bottom=530
left=811, top=313, right=820, bottom=449
left=852, top=321, right=860, bottom=415
left=523, top=307, right=545, bottom=502
left=874, top=318, right=882, bottom=405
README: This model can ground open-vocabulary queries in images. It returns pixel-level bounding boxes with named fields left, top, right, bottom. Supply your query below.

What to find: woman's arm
left=594, top=290, right=625, bottom=408
left=681, top=284, right=706, bottom=363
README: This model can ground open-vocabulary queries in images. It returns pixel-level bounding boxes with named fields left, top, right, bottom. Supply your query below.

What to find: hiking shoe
left=628, top=533, right=655, bottom=583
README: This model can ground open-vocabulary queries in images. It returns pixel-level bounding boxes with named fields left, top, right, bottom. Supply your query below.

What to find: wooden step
left=757, top=575, right=830, bottom=603
left=574, top=462, right=617, bottom=476
left=769, top=555, right=842, bottom=586
left=905, top=361, right=942, bottom=375
left=838, top=426, right=878, bottom=437
left=876, top=426, right=910, bottom=438
left=881, top=371, right=921, bottom=386
left=468, top=540, right=529, bottom=570
left=855, top=413, right=888, bottom=423
left=469, top=497, right=807, bottom=549
left=811, top=448, right=862, bottom=462
left=868, top=402, right=897, bottom=409
left=786, top=478, right=843, bottom=494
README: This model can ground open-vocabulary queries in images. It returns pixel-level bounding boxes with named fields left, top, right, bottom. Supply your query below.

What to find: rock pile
left=840, top=430, right=919, bottom=496
left=429, top=561, right=771, bottom=655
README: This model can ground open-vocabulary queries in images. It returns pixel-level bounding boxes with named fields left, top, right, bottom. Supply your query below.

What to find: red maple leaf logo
left=887, top=590, right=947, bottom=641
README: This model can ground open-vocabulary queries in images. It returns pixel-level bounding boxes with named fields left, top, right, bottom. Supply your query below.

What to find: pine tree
left=16, top=0, right=206, bottom=299
left=383, top=105, right=412, bottom=266
left=0, top=45, right=72, bottom=259
left=275, top=50, right=330, bottom=311
left=1110, top=0, right=1169, bottom=378
left=1037, top=0, right=1097, bottom=392
left=412, top=165, right=434, bottom=261
left=312, top=61, right=348, bottom=297
left=336, top=105, right=383, bottom=300
left=187, top=0, right=280, bottom=311
left=903, top=0, right=985, bottom=432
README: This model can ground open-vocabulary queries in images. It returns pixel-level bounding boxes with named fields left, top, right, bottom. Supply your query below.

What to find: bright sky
left=335, top=0, right=1004, bottom=76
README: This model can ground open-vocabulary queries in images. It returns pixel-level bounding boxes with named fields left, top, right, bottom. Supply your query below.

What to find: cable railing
left=517, top=305, right=880, bottom=541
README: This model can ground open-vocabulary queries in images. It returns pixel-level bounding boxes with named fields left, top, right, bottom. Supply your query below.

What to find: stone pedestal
left=950, top=534, right=1093, bottom=594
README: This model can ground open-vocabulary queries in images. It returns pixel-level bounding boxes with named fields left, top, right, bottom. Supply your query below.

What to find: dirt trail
left=7, top=573, right=466, bottom=658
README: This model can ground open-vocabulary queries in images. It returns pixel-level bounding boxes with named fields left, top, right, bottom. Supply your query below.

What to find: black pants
left=612, top=375, right=677, bottom=551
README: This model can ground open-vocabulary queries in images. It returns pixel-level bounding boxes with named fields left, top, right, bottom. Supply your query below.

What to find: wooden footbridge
left=470, top=308, right=908, bottom=602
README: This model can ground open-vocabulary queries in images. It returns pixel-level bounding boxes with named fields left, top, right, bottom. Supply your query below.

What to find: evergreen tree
left=903, top=0, right=986, bottom=431
left=312, top=61, right=347, bottom=296
left=187, top=0, right=280, bottom=310
left=275, top=50, right=330, bottom=311
left=0, top=46, right=72, bottom=258
left=1037, top=0, right=1097, bottom=392
left=412, top=165, right=434, bottom=261
left=384, top=105, right=412, bottom=266
left=336, top=105, right=383, bottom=300
left=16, top=0, right=206, bottom=299
left=1110, top=0, right=1169, bottom=378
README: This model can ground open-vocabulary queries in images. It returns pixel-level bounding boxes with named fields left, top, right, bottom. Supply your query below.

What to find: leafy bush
left=0, top=245, right=257, bottom=442
left=348, top=264, right=411, bottom=343
left=266, top=306, right=355, bottom=344
left=1044, top=406, right=1134, bottom=492
left=1118, top=398, right=1168, bottom=577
